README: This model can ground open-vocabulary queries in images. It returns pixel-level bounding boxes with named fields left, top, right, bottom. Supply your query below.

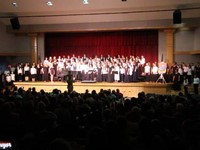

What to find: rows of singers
left=3, top=54, right=200, bottom=83
left=2, top=54, right=151, bottom=83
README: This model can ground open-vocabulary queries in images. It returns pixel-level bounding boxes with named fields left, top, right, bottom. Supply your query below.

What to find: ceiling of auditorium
left=0, top=0, right=200, bottom=26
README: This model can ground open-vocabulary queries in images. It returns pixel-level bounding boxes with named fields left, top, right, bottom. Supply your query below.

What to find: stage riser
left=13, top=82, right=177, bottom=98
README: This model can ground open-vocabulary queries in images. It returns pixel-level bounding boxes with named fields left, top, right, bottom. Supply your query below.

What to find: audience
left=0, top=82, right=200, bottom=150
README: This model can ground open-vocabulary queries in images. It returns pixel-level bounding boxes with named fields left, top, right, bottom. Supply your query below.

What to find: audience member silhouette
left=0, top=84, right=200, bottom=150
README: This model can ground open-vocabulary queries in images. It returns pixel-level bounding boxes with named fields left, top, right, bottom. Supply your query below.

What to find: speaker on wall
left=10, top=17, right=20, bottom=30
left=173, top=9, right=182, bottom=24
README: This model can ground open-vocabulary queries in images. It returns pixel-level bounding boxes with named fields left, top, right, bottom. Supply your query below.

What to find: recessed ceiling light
left=83, top=0, right=89, bottom=5
left=11, top=2, right=18, bottom=7
left=47, top=1, right=53, bottom=6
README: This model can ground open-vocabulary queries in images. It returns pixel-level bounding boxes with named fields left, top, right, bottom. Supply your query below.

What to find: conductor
left=67, top=71, right=73, bottom=93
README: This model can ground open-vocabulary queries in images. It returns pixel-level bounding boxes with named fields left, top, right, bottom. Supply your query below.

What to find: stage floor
left=13, top=81, right=186, bottom=98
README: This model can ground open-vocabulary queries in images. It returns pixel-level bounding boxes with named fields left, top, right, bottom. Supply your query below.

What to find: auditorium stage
left=13, top=81, right=180, bottom=98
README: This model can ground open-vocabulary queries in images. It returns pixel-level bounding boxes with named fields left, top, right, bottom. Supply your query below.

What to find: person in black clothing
left=170, top=62, right=178, bottom=82
left=49, top=63, right=56, bottom=82
left=67, top=71, right=73, bottom=93
left=196, top=63, right=200, bottom=78
left=0, top=70, right=3, bottom=90
left=36, top=63, right=41, bottom=81
left=96, top=63, right=102, bottom=82
left=173, top=70, right=181, bottom=91
left=43, top=63, right=49, bottom=82
left=107, top=64, right=114, bottom=83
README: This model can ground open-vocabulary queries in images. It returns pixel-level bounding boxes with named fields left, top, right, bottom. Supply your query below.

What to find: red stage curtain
left=45, top=30, right=158, bottom=63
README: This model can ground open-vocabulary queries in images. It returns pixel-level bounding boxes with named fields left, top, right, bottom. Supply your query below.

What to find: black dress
left=97, top=67, right=102, bottom=82
left=43, top=66, right=49, bottom=81
left=67, top=72, right=73, bottom=93
left=107, top=67, right=114, bottom=82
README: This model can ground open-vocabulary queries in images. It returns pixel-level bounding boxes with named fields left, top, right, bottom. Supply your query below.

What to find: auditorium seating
left=0, top=84, right=200, bottom=150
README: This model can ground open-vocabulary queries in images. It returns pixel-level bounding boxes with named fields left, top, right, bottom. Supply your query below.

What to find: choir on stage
left=1, top=54, right=200, bottom=84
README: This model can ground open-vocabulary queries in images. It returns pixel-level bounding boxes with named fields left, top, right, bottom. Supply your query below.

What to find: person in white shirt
left=193, top=74, right=199, bottom=95
left=43, top=57, right=49, bottom=66
left=30, top=65, right=37, bottom=81
left=178, top=65, right=183, bottom=84
left=11, top=72, right=15, bottom=82
left=151, top=63, right=158, bottom=82
left=191, top=63, right=196, bottom=77
left=4, top=67, right=11, bottom=83
left=183, top=64, right=189, bottom=78
left=17, top=64, right=23, bottom=81
left=187, top=65, right=192, bottom=84
left=140, top=55, right=146, bottom=67
left=119, top=64, right=125, bottom=82
left=114, top=63, right=120, bottom=82
left=102, top=64, right=108, bottom=82
left=81, top=62, right=89, bottom=80
left=24, top=63, right=30, bottom=81
left=144, top=62, right=151, bottom=82
left=76, top=61, right=82, bottom=81
left=49, top=63, right=55, bottom=82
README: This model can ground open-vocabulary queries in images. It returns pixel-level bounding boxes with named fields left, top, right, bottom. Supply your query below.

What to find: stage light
left=11, top=2, right=18, bottom=7
left=83, top=0, right=89, bottom=5
left=47, top=1, right=53, bottom=6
